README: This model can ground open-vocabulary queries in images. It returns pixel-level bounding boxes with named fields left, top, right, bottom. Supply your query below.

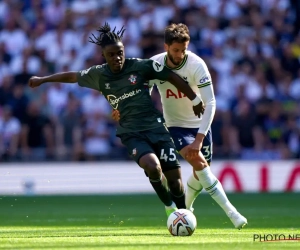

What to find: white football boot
left=187, top=207, right=194, bottom=213
left=227, top=211, right=248, bottom=229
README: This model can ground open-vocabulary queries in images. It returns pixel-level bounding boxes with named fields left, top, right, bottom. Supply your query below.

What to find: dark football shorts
left=118, top=125, right=180, bottom=172
left=168, top=127, right=213, bottom=164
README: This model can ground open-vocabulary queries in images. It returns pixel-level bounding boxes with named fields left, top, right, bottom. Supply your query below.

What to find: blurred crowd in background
left=0, top=0, right=300, bottom=162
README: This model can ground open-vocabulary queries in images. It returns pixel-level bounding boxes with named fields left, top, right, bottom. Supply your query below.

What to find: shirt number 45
left=160, top=148, right=176, bottom=162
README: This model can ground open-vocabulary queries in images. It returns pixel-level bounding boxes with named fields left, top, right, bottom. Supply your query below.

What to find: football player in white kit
left=151, top=23, right=247, bottom=230
left=112, top=23, right=247, bottom=229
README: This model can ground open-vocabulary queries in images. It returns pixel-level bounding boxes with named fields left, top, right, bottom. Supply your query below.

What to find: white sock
left=195, top=167, right=237, bottom=215
left=185, top=173, right=203, bottom=210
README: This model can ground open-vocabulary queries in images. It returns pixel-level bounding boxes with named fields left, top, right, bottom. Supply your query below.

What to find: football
left=167, top=209, right=197, bottom=236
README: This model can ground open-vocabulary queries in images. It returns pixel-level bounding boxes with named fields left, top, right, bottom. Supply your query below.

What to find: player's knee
left=189, top=157, right=208, bottom=171
left=168, top=178, right=184, bottom=194
left=144, top=162, right=162, bottom=179
left=139, top=153, right=162, bottom=178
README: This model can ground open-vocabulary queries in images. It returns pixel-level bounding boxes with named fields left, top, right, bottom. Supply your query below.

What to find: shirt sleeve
left=193, top=59, right=216, bottom=135
left=77, top=65, right=101, bottom=91
left=138, top=59, right=171, bottom=81
left=193, top=58, right=212, bottom=88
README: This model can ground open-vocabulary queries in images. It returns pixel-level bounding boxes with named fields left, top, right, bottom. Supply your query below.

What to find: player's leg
left=163, top=166, right=186, bottom=209
left=182, top=150, right=247, bottom=229
left=169, top=127, right=247, bottom=229
left=185, top=128, right=213, bottom=211
left=139, top=153, right=175, bottom=208
left=150, top=126, right=186, bottom=210
left=168, top=127, right=203, bottom=210
left=119, top=131, right=175, bottom=215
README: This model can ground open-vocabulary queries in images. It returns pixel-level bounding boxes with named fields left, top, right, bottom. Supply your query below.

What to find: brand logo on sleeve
left=80, top=67, right=92, bottom=76
left=199, top=76, right=211, bottom=84
left=153, top=60, right=164, bottom=72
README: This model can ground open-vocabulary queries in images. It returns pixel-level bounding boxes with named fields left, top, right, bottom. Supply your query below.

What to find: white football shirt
left=150, top=51, right=216, bottom=135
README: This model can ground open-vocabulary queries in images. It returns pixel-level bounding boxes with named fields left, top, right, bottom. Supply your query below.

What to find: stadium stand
left=0, top=0, right=299, bottom=161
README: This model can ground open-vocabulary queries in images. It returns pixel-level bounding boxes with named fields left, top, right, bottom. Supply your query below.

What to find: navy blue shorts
left=168, top=127, right=213, bottom=163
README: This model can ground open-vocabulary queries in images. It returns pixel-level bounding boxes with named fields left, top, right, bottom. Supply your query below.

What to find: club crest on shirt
left=178, top=138, right=182, bottom=145
left=128, top=75, right=137, bottom=85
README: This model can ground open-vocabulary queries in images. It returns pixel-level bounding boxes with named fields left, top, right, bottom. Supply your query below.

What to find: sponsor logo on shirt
left=107, top=89, right=142, bottom=109
left=166, top=89, right=187, bottom=99
left=199, top=76, right=211, bottom=84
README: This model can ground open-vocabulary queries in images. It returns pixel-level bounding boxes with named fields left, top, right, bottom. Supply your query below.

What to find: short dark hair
left=164, top=23, right=190, bottom=45
left=89, top=22, right=126, bottom=48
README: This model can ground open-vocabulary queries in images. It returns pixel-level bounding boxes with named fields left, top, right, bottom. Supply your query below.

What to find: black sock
left=149, top=177, right=172, bottom=206
left=170, top=192, right=186, bottom=209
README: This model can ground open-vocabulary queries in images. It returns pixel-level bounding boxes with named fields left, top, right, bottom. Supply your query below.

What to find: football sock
left=195, top=167, right=237, bottom=214
left=185, top=173, right=203, bottom=210
left=161, top=174, right=169, bottom=190
left=170, top=191, right=186, bottom=209
left=165, top=201, right=177, bottom=210
left=149, top=176, right=173, bottom=206
left=165, top=201, right=178, bottom=217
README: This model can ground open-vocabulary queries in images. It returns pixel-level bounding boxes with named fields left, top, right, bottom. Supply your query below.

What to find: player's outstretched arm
left=166, top=71, right=205, bottom=117
left=28, top=72, right=78, bottom=88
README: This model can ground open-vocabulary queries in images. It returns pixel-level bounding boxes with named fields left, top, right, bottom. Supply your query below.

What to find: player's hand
left=111, top=109, right=120, bottom=121
left=185, top=133, right=205, bottom=160
left=193, top=101, right=205, bottom=118
left=185, top=140, right=202, bottom=160
left=28, top=76, right=44, bottom=88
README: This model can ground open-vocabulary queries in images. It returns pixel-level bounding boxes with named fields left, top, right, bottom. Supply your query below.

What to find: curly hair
left=89, top=22, right=126, bottom=48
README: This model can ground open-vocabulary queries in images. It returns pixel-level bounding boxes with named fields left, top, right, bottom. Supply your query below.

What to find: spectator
left=43, top=0, right=67, bottom=28
left=0, top=75, right=13, bottom=106
left=229, top=98, right=260, bottom=153
left=0, top=0, right=299, bottom=161
left=57, top=93, right=83, bottom=161
left=0, top=106, right=21, bottom=161
left=7, top=84, right=29, bottom=122
left=14, top=60, right=33, bottom=86
left=20, top=102, right=54, bottom=161
left=284, top=115, right=300, bottom=158
left=83, top=111, right=111, bottom=161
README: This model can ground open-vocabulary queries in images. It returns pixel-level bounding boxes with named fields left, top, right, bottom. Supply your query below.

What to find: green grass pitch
left=0, top=193, right=299, bottom=249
